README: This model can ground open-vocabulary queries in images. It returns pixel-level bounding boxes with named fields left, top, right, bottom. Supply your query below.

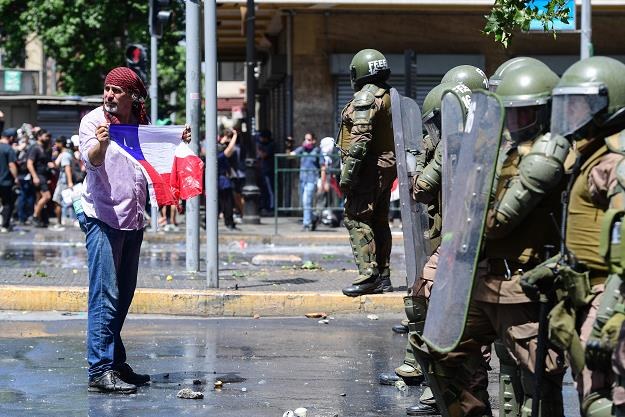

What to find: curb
left=0, top=285, right=404, bottom=316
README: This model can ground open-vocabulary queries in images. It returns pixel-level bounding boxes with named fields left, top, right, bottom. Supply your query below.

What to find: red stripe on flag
left=138, top=160, right=176, bottom=207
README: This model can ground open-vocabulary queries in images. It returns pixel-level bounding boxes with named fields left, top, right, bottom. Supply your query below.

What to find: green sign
left=4, top=70, right=22, bottom=92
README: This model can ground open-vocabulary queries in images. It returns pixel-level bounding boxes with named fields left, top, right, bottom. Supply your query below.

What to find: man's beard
left=104, top=103, right=118, bottom=113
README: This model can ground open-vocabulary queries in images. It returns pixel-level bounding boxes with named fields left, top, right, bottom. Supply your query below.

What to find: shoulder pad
left=353, top=89, right=376, bottom=109
left=605, top=131, right=625, bottom=155
left=616, top=158, right=625, bottom=189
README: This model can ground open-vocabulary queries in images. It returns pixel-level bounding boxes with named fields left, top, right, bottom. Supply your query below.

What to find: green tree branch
left=484, top=0, right=571, bottom=47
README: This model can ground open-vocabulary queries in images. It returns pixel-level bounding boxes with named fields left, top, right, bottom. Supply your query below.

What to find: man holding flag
left=77, top=67, right=197, bottom=394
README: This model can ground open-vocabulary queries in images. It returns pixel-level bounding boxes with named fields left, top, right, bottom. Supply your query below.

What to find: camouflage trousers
left=343, top=164, right=396, bottom=284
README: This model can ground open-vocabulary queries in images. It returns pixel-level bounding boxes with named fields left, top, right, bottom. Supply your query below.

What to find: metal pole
left=185, top=0, right=201, bottom=272
left=204, top=0, right=218, bottom=288
left=581, top=0, right=592, bottom=59
left=150, top=34, right=159, bottom=232
left=404, top=49, right=413, bottom=98
left=242, top=0, right=261, bottom=224
left=285, top=11, right=293, bottom=138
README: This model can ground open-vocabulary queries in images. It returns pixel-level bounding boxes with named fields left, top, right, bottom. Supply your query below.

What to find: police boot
left=392, top=319, right=410, bottom=334
left=341, top=274, right=391, bottom=296
left=341, top=267, right=392, bottom=296
left=406, top=386, right=440, bottom=416
left=396, top=296, right=427, bottom=384
left=343, top=219, right=392, bottom=296
left=394, top=340, right=425, bottom=385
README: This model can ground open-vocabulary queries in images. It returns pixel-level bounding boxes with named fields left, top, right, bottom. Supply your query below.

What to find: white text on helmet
left=368, top=59, right=388, bottom=75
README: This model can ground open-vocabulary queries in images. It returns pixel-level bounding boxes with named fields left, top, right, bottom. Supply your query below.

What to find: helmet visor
left=424, top=114, right=441, bottom=145
left=550, top=88, right=608, bottom=137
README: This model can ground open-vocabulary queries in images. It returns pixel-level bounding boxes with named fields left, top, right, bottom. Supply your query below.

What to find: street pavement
left=0, top=312, right=580, bottom=417
left=0, top=217, right=407, bottom=292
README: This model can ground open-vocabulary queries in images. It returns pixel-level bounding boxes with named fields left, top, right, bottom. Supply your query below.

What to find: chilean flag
left=109, top=124, right=204, bottom=208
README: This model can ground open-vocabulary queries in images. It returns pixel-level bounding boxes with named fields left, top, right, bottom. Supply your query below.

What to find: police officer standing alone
left=337, top=49, right=397, bottom=297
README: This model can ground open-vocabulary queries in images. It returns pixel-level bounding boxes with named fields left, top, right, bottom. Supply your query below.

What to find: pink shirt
left=79, top=107, right=147, bottom=230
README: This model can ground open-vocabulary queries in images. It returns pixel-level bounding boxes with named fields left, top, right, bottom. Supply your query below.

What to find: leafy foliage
left=0, top=0, right=186, bottom=119
left=484, top=0, right=571, bottom=47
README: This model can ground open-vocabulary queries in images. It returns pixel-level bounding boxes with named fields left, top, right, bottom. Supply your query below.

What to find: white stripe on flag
left=137, top=125, right=184, bottom=174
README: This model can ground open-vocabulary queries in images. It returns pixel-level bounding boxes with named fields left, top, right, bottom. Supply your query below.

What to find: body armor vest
left=567, top=144, right=610, bottom=277
left=484, top=146, right=562, bottom=264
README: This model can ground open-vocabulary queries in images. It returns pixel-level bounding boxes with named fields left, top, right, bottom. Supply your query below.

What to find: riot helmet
left=349, top=49, right=391, bottom=91
left=441, top=65, right=489, bottom=91
left=422, top=82, right=472, bottom=145
left=497, top=64, right=559, bottom=142
left=489, top=56, right=545, bottom=92
left=551, top=56, right=625, bottom=139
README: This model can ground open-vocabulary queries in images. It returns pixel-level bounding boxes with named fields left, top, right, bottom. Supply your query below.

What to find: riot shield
left=440, top=91, right=466, bottom=219
left=422, top=91, right=505, bottom=353
left=390, top=88, right=431, bottom=289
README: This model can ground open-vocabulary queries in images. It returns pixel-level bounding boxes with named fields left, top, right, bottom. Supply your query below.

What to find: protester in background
left=14, top=125, right=35, bottom=225
left=27, top=129, right=53, bottom=227
left=256, top=129, right=275, bottom=216
left=77, top=66, right=191, bottom=394
left=218, top=129, right=239, bottom=230
left=51, top=136, right=75, bottom=228
left=0, top=128, right=18, bottom=232
left=228, top=130, right=245, bottom=224
left=291, top=132, right=323, bottom=231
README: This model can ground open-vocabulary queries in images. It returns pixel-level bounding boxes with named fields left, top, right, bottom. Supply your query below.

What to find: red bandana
left=103, top=67, right=149, bottom=125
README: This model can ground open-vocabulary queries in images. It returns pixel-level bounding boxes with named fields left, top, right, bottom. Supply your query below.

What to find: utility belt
left=483, top=258, right=537, bottom=280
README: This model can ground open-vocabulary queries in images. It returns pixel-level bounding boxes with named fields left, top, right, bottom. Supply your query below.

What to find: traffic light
left=125, top=44, right=148, bottom=84
left=150, top=0, right=173, bottom=38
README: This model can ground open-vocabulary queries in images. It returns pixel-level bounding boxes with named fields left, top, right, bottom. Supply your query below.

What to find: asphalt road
left=0, top=312, right=580, bottom=417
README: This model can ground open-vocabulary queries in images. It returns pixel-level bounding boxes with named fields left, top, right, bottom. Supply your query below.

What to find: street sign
left=4, top=70, right=22, bottom=92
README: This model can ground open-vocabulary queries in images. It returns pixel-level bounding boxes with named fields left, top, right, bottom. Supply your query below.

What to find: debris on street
left=176, top=388, right=204, bottom=399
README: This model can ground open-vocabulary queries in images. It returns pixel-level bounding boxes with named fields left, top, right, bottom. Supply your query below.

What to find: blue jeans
left=299, top=181, right=316, bottom=226
left=77, top=212, right=144, bottom=380
left=17, top=178, right=35, bottom=222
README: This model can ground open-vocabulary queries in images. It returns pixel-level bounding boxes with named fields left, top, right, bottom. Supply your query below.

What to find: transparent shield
left=390, top=88, right=431, bottom=288
left=441, top=91, right=465, bottom=219
left=422, top=91, right=505, bottom=353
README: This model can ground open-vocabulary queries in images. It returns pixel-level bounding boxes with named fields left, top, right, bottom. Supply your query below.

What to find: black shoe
left=88, top=370, right=137, bottom=394
left=392, top=323, right=409, bottom=334
left=115, top=363, right=150, bottom=386
left=406, top=402, right=440, bottom=416
left=32, top=218, right=47, bottom=228
left=310, top=216, right=319, bottom=231
left=379, top=372, right=402, bottom=385
left=342, top=276, right=393, bottom=297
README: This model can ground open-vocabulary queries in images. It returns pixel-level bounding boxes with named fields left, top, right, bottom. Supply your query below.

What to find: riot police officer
left=420, top=60, right=568, bottom=417
left=523, top=56, right=625, bottom=417
left=338, top=49, right=397, bottom=297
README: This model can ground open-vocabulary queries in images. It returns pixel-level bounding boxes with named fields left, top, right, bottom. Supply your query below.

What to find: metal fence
left=273, top=152, right=344, bottom=234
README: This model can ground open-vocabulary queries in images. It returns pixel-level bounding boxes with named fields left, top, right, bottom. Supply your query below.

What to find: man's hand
left=89, top=124, right=110, bottom=167
left=181, top=124, right=191, bottom=143
left=586, top=312, right=625, bottom=371
left=32, top=175, right=40, bottom=186
left=95, top=124, right=110, bottom=145
left=519, top=255, right=560, bottom=300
